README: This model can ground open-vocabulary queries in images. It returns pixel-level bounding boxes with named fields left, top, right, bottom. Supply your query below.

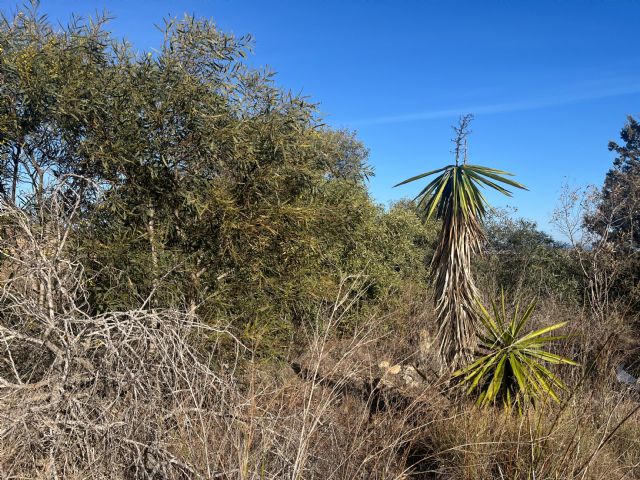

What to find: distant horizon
left=11, top=0, right=639, bottom=239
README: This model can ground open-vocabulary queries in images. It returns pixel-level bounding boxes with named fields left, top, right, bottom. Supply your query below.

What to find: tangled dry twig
left=0, top=180, right=240, bottom=479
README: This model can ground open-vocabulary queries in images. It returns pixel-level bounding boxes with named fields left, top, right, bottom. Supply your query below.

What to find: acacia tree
left=395, top=115, right=527, bottom=368
left=0, top=6, right=110, bottom=208
left=2, top=7, right=430, bottom=351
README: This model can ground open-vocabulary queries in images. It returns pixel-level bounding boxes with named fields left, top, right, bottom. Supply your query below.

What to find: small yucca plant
left=453, top=293, right=578, bottom=409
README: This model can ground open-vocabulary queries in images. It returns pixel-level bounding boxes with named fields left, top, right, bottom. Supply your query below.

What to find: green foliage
left=0, top=7, right=437, bottom=352
left=478, top=208, right=581, bottom=301
left=585, top=116, right=640, bottom=311
left=454, top=294, right=578, bottom=409
left=596, top=115, right=640, bottom=249
left=0, top=6, right=112, bottom=205
left=394, top=164, right=527, bottom=223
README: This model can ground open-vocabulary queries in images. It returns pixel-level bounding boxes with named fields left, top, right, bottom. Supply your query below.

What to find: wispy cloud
left=346, top=80, right=640, bottom=126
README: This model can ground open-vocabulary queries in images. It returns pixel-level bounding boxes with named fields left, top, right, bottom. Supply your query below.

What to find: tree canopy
left=0, top=7, right=435, bottom=349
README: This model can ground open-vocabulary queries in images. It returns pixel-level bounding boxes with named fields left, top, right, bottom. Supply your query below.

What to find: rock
left=387, top=364, right=401, bottom=375
left=378, top=361, right=401, bottom=375
left=616, top=365, right=639, bottom=388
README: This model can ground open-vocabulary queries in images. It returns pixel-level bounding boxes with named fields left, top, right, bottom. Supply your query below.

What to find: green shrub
left=478, top=208, right=581, bottom=302
left=0, top=8, right=439, bottom=351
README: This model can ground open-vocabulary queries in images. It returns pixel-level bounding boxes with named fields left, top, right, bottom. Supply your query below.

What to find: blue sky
left=5, top=0, right=639, bottom=236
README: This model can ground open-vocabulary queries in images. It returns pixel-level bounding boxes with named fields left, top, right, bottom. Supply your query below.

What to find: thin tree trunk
left=188, top=268, right=210, bottom=316
left=146, top=204, right=159, bottom=306
left=11, top=144, right=20, bottom=204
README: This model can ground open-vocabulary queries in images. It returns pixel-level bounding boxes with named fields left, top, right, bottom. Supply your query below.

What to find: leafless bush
left=551, top=183, right=624, bottom=320
left=0, top=179, right=246, bottom=478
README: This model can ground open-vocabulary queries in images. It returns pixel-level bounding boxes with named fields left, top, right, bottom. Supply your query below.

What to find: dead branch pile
left=0, top=183, right=235, bottom=479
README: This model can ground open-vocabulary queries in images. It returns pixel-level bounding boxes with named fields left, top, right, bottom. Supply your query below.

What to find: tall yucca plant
left=394, top=115, right=527, bottom=368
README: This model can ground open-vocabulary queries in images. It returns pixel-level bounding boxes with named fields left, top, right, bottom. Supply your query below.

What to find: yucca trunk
left=433, top=203, right=484, bottom=368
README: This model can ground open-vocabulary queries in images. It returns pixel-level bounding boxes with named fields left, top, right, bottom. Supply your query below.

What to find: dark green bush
left=477, top=208, right=581, bottom=302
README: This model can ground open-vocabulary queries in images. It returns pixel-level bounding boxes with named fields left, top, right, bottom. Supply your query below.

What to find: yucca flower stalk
left=395, top=116, right=527, bottom=368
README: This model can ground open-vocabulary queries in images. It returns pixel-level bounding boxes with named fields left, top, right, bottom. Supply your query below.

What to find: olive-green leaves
left=453, top=293, right=578, bottom=409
